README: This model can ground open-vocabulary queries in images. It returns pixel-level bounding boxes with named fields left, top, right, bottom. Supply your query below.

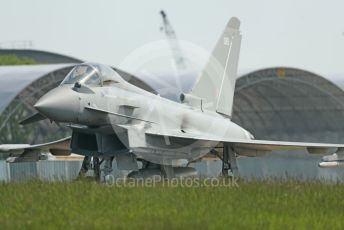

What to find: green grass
left=0, top=180, right=344, bottom=229
left=0, top=55, right=37, bottom=65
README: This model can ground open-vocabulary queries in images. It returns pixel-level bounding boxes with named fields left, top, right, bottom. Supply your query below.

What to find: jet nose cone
left=35, top=86, right=79, bottom=122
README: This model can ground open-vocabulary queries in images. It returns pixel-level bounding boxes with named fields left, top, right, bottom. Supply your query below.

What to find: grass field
left=0, top=179, right=344, bottom=229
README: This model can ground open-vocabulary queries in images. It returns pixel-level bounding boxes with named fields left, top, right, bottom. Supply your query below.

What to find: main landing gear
left=77, top=156, right=114, bottom=182
left=212, top=143, right=239, bottom=177
left=222, top=143, right=239, bottom=177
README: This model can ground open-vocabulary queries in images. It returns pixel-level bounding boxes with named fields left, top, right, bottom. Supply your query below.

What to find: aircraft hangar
left=1, top=61, right=344, bottom=146
left=232, top=67, right=344, bottom=144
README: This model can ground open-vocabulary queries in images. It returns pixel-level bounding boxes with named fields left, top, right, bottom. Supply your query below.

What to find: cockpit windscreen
left=61, top=63, right=122, bottom=86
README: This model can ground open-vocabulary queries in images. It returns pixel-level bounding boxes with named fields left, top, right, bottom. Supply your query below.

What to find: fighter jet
left=4, top=17, right=344, bottom=180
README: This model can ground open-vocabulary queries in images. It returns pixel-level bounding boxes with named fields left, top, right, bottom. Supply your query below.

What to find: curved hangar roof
left=232, top=67, right=344, bottom=143
left=0, top=64, right=74, bottom=112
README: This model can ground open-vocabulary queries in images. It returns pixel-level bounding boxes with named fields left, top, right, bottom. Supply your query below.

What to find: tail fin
left=190, top=17, right=241, bottom=118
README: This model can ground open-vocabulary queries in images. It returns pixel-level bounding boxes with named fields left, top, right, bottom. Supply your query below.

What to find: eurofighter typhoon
left=2, top=17, right=343, bottom=180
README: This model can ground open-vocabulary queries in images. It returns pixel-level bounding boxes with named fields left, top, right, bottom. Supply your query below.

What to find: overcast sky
left=1, top=0, right=344, bottom=76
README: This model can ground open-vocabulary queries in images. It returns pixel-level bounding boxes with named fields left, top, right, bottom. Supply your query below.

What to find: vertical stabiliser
left=190, top=17, right=241, bottom=118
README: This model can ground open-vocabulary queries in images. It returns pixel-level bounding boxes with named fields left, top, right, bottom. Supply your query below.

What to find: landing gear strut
left=103, top=156, right=114, bottom=182
left=212, top=143, right=238, bottom=177
left=222, top=143, right=238, bottom=177
left=77, top=156, right=91, bottom=179
left=77, top=156, right=113, bottom=182
left=93, top=157, right=101, bottom=181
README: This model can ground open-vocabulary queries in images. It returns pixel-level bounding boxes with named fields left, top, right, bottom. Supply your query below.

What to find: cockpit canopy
left=61, top=63, right=123, bottom=86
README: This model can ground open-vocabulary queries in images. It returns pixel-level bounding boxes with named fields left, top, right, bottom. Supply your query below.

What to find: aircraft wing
left=226, top=138, right=344, bottom=156
left=145, top=131, right=344, bottom=157
left=0, top=137, right=71, bottom=157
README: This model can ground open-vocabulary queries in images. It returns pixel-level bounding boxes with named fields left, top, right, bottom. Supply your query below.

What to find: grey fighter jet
left=4, top=17, right=344, bottom=180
